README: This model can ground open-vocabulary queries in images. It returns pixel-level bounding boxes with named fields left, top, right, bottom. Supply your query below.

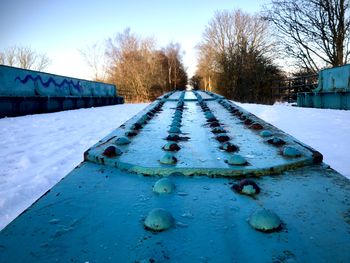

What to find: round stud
left=115, top=136, right=131, bottom=145
left=172, top=120, right=181, bottom=127
left=250, top=123, right=263, bottom=130
left=168, top=126, right=181, bottom=134
left=283, top=146, right=301, bottom=157
left=212, top=127, right=226, bottom=134
left=260, top=130, right=273, bottom=137
left=162, top=142, right=181, bottom=152
left=267, top=137, right=286, bottom=146
left=166, top=134, right=180, bottom=142
left=173, top=117, right=181, bottom=123
left=174, top=111, right=182, bottom=118
left=153, top=178, right=175, bottom=194
left=207, top=116, right=217, bottom=122
left=160, top=153, right=177, bottom=164
left=244, top=119, right=252, bottom=125
left=249, top=209, right=282, bottom=232
left=220, top=142, right=239, bottom=152
left=138, top=116, right=148, bottom=125
left=232, top=179, right=260, bottom=195
left=210, top=121, right=220, bottom=128
left=125, top=130, right=137, bottom=137
left=131, top=123, right=143, bottom=130
left=216, top=133, right=230, bottom=142
left=226, top=154, right=247, bottom=166
left=103, top=145, right=122, bottom=158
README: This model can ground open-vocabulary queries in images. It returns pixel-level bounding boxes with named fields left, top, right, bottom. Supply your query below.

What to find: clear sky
left=0, top=0, right=269, bottom=80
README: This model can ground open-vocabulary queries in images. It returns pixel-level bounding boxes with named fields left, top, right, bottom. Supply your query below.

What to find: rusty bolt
left=232, top=179, right=260, bottom=195
left=103, top=145, right=122, bottom=158
left=244, top=119, right=253, bottom=125
left=250, top=123, right=263, bottom=130
left=216, top=133, right=230, bottom=142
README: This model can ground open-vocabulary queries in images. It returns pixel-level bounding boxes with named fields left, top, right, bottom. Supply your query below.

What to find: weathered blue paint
left=0, top=65, right=123, bottom=117
left=0, top=91, right=349, bottom=262
left=297, top=64, right=350, bottom=110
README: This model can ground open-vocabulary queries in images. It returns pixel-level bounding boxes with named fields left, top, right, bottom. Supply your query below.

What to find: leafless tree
left=196, top=9, right=281, bottom=103
left=80, top=42, right=108, bottom=81
left=0, top=45, right=51, bottom=71
left=164, top=42, right=187, bottom=89
left=101, top=28, right=187, bottom=102
left=265, top=0, right=350, bottom=72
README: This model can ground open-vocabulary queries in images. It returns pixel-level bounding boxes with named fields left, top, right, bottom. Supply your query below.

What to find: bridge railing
left=272, top=74, right=318, bottom=103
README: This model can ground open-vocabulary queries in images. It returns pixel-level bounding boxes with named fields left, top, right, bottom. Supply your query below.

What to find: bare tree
left=99, top=28, right=188, bottom=102
left=0, top=45, right=51, bottom=71
left=80, top=42, right=108, bottom=81
left=196, top=9, right=281, bottom=103
left=266, top=0, right=350, bottom=72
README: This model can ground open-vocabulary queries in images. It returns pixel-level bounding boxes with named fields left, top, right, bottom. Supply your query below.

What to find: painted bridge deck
left=0, top=91, right=350, bottom=263
left=85, top=91, right=319, bottom=176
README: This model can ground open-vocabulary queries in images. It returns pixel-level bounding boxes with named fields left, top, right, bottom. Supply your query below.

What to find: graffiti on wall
left=15, top=75, right=82, bottom=92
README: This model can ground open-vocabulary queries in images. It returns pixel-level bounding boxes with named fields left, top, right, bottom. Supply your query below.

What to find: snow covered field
left=0, top=102, right=349, bottom=230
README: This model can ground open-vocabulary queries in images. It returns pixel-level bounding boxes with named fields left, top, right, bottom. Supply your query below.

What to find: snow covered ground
left=0, top=102, right=349, bottom=230
left=237, top=102, right=350, bottom=180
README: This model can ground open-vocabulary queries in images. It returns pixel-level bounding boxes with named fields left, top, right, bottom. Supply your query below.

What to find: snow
left=236, top=102, right=350, bottom=180
left=0, top=104, right=148, bottom=230
left=0, top=101, right=349, bottom=230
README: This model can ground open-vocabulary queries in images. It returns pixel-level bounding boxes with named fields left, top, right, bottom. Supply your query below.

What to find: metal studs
left=162, top=142, right=181, bottom=152
left=220, top=142, right=239, bottom=152
left=131, top=122, right=143, bottom=130
left=226, top=154, right=247, bottom=166
left=102, top=145, right=122, bottom=158
left=249, top=209, right=282, bottom=233
left=283, top=146, right=301, bottom=157
left=153, top=178, right=175, bottom=194
left=209, top=121, right=220, bottom=128
left=114, top=137, right=131, bottom=145
left=260, top=130, right=273, bottom=137
left=168, top=126, right=181, bottom=134
left=244, top=119, right=253, bottom=125
left=267, top=137, right=286, bottom=146
left=232, top=179, right=260, bottom=195
left=125, top=130, right=138, bottom=137
left=250, top=123, right=263, bottom=130
left=160, top=153, right=177, bottom=164
left=212, top=127, right=226, bottom=134
left=166, top=134, right=180, bottom=142
left=240, top=115, right=247, bottom=121
left=216, top=133, right=230, bottom=143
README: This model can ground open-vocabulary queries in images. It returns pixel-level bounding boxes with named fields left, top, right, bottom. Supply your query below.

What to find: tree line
left=0, top=45, right=50, bottom=71
left=192, top=0, right=350, bottom=103
left=81, top=28, right=188, bottom=102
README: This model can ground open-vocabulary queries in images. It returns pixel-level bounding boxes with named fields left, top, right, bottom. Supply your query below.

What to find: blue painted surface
left=85, top=91, right=321, bottom=176
left=0, top=65, right=123, bottom=117
left=0, top=91, right=349, bottom=262
left=0, top=65, right=116, bottom=97
left=298, top=64, right=350, bottom=110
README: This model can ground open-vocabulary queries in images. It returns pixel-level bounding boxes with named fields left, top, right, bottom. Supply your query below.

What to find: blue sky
left=1, top=0, right=269, bottom=79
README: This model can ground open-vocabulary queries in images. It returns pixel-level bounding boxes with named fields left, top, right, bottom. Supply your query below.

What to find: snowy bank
left=0, top=104, right=148, bottom=230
